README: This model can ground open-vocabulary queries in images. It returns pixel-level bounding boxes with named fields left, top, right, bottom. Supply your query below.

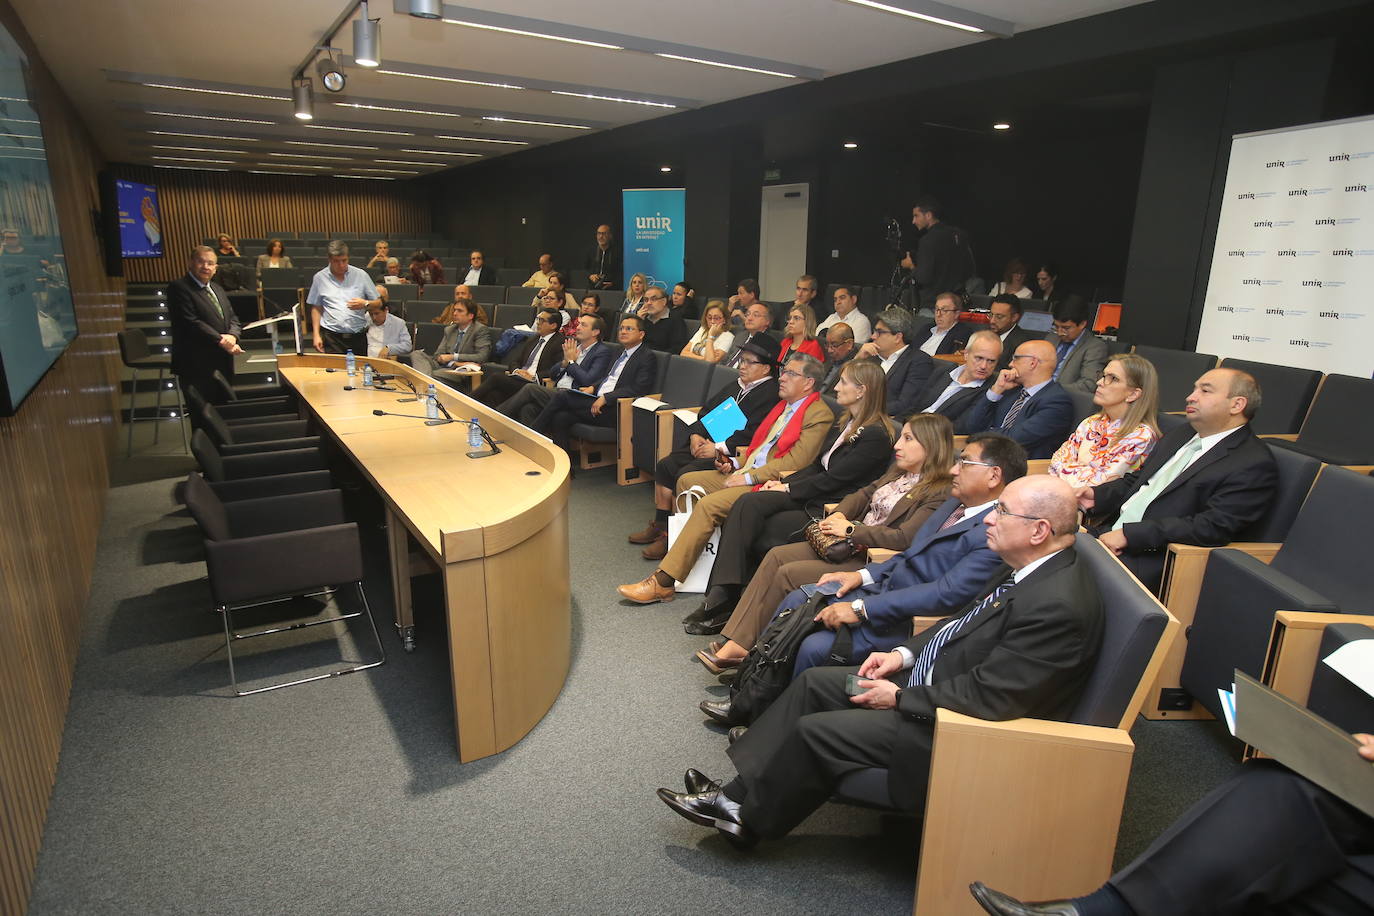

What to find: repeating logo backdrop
left=622, top=188, right=685, bottom=291
left=1197, top=114, right=1374, bottom=377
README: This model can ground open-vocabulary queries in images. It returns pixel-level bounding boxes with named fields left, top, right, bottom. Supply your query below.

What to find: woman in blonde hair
left=1048, top=352, right=1160, bottom=487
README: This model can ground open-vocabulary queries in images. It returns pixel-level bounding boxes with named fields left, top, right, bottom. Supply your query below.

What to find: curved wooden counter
left=278, top=353, right=571, bottom=762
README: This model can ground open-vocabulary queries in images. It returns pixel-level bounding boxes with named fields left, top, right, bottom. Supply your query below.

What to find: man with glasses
left=958, top=339, right=1075, bottom=459
left=658, top=472, right=1103, bottom=847
left=532, top=315, right=656, bottom=451
left=910, top=329, right=1003, bottom=422
left=638, top=285, right=687, bottom=353
left=1045, top=294, right=1109, bottom=395
left=817, top=286, right=871, bottom=345
left=584, top=224, right=620, bottom=290
left=723, top=301, right=779, bottom=369
left=855, top=307, right=934, bottom=421
left=913, top=291, right=970, bottom=356
left=168, top=245, right=243, bottom=403
left=818, top=323, right=858, bottom=395
left=470, top=308, right=564, bottom=407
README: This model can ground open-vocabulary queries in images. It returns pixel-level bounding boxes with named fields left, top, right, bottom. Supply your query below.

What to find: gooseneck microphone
left=372, top=408, right=453, bottom=427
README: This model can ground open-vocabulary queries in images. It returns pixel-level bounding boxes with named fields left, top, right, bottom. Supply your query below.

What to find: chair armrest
left=1262, top=611, right=1374, bottom=709
left=912, top=615, right=945, bottom=636
left=223, top=489, right=348, bottom=537
left=218, top=436, right=322, bottom=456
left=915, top=708, right=1134, bottom=916
left=223, top=412, right=301, bottom=427
left=219, top=446, right=327, bottom=480
left=1026, top=458, right=1051, bottom=476
left=1261, top=433, right=1300, bottom=441
left=204, top=523, right=361, bottom=606
left=868, top=548, right=897, bottom=563
left=214, top=398, right=296, bottom=418
left=208, top=470, right=333, bottom=501
left=1343, top=464, right=1374, bottom=475
left=1161, top=542, right=1281, bottom=622
left=823, top=503, right=837, bottom=513
left=228, top=419, right=311, bottom=443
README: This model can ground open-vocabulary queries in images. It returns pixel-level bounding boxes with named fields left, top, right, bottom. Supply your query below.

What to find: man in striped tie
left=656, top=474, right=1104, bottom=846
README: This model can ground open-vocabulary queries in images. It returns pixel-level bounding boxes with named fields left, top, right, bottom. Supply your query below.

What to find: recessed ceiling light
left=441, top=18, right=622, bottom=50
left=248, top=170, right=317, bottom=176
left=152, top=155, right=235, bottom=164
left=432, top=136, right=527, bottom=146
left=659, top=165, right=672, bottom=173
left=334, top=174, right=395, bottom=180
left=550, top=90, right=675, bottom=109
left=151, top=145, right=250, bottom=154
left=254, top=163, right=331, bottom=169
left=141, top=82, right=291, bottom=102
left=268, top=152, right=350, bottom=160
left=155, top=165, right=231, bottom=172
left=376, top=159, right=443, bottom=166
left=840, top=0, right=984, bottom=33
left=148, top=130, right=260, bottom=142
left=402, top=148, right=484, bottom=157
left=350, top=167, right=420, bottom=174
left=147, top=110, right=275, bottom=125
left=482, top=116, right=590, bottom=130
left=653, top=53, right=797, bottom=79
left=843, top=141, right=859, bottom=149
left=285, top=140, right=380, bottom=150
left=992, top=122, right=1011, bottom=130
left=303, top=124, right=414, bottom=136
left=377, top=69, right=524, bottom=90
left=334, top=102, right=465, bottom=118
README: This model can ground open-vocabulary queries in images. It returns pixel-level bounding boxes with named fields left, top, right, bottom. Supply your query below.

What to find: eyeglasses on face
left=955, top=454, right=994, bottom=468
left=991, top=500, right=1045, bottom=523
left=779, top=369, right=803, bottom=379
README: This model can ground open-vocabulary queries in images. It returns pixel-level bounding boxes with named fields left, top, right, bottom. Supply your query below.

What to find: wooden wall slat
left=118, top=168, right=430, bottom=283
left=0, top=3, right=123, bottom=914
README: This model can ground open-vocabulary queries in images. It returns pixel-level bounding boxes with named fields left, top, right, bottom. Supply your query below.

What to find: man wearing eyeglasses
left=817, top=286, right=871, bottom=345
left=957, top=338, right=1075, bottom=459
left=1045, top=294, right=1109, bottom=396
left=637, top=286, right=687, bottom=353
left=722, top=302, right=779, bottom=369
left=913, top=291, right=970, bottom=356
left=658, top=472, right=1104, bottom=847
left=818, top=323, right=858, bottom=396
left=855, top=307, right=935, bottom=421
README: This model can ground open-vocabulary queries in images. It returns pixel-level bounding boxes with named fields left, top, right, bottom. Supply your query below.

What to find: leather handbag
left=802, top=518, right=857, bottom=563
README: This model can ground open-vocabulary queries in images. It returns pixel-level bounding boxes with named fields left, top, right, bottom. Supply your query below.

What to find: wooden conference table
left=277, top=353, right=571, bottom=762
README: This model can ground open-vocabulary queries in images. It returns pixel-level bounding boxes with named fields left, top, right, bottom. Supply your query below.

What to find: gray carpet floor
left=28, top=455, right=1242, bottom=915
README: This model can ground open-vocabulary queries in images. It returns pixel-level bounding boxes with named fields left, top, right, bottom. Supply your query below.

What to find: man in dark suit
left=167, top=245, right=242, bottom=404
left=637, top=286, right=687, bottom=353
left=1046, top=294, right=1109, bottom=396
left=911, top=329, right=1001, bottom=422
left=988, top=294, right=1036, bottom=372
left=957, top=339, right=1075, bottom=459
left=722, top=301, right=779, bottom=369
left=818, top=323, right=858, bottom=395
left=470, top=308, right=564, bottom=407
left=497, top=313, right=613, bottom=426
left=1079, top=367, right=1278, bottom=594
left=854, top=307, right=934, bottom=421
left=912, top=291, right=972, bottom=356
left=970, top=739, right=1374, bottom=915
left=458, top=249, right=497, bottom=287
left=533, top=314, right=656, bottom=451
left=657, top=474, right=1103, bottom=844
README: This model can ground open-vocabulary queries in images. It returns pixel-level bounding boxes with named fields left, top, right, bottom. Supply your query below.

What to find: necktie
left=1113, top=438, right=1205, bottom=530
left=747, top=403, right=797, bottom=468
left=524, top=336, right=547, bottom=372
left=204, top=284, right=224, bottom=321
left=598, top=350, right=629, bottom=394
left=938, top=504, right=966, bottom=531
left=1000, top=389, right=1031, bottom=429
left=908, top=576, right=1014, bottom=686
left=1053, top=341, right=1071, bottom=379
left=454, top=328, right=466, bottom=351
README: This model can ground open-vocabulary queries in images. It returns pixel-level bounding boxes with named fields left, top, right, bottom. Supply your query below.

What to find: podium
left=243, top=305, right=302, bottom=357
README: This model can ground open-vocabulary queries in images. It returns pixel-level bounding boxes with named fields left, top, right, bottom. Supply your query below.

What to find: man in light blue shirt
left=364, top=302, right=412, bottom=360
left=307, top=240, right=380, bottom=354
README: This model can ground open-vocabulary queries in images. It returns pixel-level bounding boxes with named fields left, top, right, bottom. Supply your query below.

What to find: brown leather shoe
left=640, top=533, right=668, bottom=560
left=695, top=645, right=743, bottom=675
left=618, top=575, right=675, bottom=604
left=627, top=520, right=664, bottom=544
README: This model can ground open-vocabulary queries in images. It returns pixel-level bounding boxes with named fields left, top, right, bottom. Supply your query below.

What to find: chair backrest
left=420, top=283, right=458, bottom=302
left=406, top=301, right=445, bottom=324
left=1236, top=443, right=1321, bottom=542
left=468, top=284, right=505, bottom=304
left=189, top=429, right=225, bottom=482
left=495, top=303, right=533, bottom=329
left=1068, top=389, right=1097, bottom=423
left=1294, top=374, right=1374, bottom=465
left=210, top=370, right=238, bottom=402
left=1271, top=466, right=1374, bottom=612
left=182, top=472, right=232, bottom=541
left=706, top=364, right=740, bottom=400
left=381, top=283, right=419, bottom=302
left=1068, top=533, right=1172, bottom=729
left=1157, top=412, right=1189, bottom=435
left=497, top=268, right=528, bottom=287
left=200, top=403, right=235, bottom=446
left=414, top=322, right=445, bottom=353
left=1218, top=357, right=1322, bottom=435
left=117, top=328, right=151, bottom=364
left=1131, top=345, right=1217, bottom=412
left=657, top=355, right=715, bottom=405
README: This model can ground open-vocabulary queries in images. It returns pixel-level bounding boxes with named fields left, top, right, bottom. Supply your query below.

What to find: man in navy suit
left=854, top=307, right=934, bottom=421
left=533, top=314, right=657, bottom=451
left=957, top=339, right=1075, bottom=459
left=167, top=245, right=242, bottom=404
left=496, top=313, right=612, bottom=426
left=698, top=433, right=1025, bottom=727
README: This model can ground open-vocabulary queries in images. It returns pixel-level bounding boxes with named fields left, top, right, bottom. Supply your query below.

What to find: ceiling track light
left=293, top=78, right=314, bottom=121
left=317, top=50, right=346, bottom=93
left=354, top=2, right=381, bottom=68
left=408, top=0, right=442, bottom=19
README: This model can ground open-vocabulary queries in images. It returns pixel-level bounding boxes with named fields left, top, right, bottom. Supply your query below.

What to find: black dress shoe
left=969, top=881, right=1082, bottom=915
left=699, top=698, right=739, bottom=725
left=681, top=587, right=738, bottom=634
left=683, top=613, right=732, bottom=636
left=684, top=767, right=719, bottom=794
left=727, top=726, right=747, bottom=745
left=655, top=787, right=756, bottom=847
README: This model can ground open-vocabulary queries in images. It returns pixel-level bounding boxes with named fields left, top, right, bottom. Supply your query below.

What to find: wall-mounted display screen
left=116, top=179, right=162, bottom=257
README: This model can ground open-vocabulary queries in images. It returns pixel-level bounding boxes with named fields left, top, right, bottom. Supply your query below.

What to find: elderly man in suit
left=1078, top=367, right=1277, bottom=594
left=987, top=294, right=1037, bottom=372
left=910, top=329, right=1002, bottom=422
left=498, top=313, right=612, bottom=426
left=618, top=353, right=835, bottom=604
left=167, top=245, right=243, bottom=404
left=470, top=308, right=564, bottom=407
left=532, top=314, right=656, bottom=451
left=723, top=301, right=779, bottom=369
left=958, top=339, right=1075, bottom=459
left=1047, top=295, right=1109, bottom=395
left=854, top=307, right=934, bottom=421
left=912, top=291, right=972, bottom=356
left=657, top=474, right=1103, bottom=845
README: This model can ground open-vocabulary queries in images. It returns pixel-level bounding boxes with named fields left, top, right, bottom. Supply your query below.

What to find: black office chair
left=187, top=429, right=332, bottom=503
left=1218, top=357, right=1322, bottom=435
left=1132, top=345, right=1217, bottom=412
left=1267, top=374, right=1374, bottom=467
left=118, top=328, right=186, bottom=457
left=627, top=355, right=716, bottom=480
left=181, top=473, right=385, bottom=696
left=199, top=404, right=318, bottom=455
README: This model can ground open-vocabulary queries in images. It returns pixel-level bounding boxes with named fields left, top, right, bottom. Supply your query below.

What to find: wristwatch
left=844, top=522, right=856, bottom=538
left=850, top=598, right=868, bottom=621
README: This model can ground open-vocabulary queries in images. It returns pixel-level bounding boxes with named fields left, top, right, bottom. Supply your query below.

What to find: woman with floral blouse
left=1048, top=353, right=1160, bottom=487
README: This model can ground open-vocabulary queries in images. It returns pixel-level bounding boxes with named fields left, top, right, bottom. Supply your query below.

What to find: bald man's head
left=1013, top=339, right=1058, bottom=386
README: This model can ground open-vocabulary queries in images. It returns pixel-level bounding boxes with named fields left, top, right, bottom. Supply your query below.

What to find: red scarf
left=745, top=392, right=820, bottom=487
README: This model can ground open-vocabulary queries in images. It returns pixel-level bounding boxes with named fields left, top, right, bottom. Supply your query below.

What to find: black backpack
left=726, top=591, right=860, bottom=724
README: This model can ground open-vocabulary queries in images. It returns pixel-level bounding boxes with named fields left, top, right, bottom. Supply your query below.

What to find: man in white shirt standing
left=817, top=286, right=872, bottom=345
left=307, top=240, right=380, bottom=354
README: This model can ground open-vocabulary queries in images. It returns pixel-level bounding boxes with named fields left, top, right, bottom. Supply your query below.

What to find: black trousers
left=497, top=382, right=553, bottom=426
left=472, top=372, right=529, bottom=407
left=532, top=389, right=613, bottom=450
left=1110, top=760, right=1374, bottom=916
left=708, top=489, right=811, bottom=591
left=319, top=326, right=367, bottom=356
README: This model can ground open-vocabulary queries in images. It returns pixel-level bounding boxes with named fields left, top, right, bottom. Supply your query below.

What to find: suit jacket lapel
left=1154, top=427, right=1248, bottom=500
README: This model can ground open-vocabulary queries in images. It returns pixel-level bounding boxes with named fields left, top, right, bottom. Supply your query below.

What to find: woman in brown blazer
left=696, top=412, right=955, bottom=672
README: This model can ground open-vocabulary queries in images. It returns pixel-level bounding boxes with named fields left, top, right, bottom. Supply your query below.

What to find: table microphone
left=372, top=408, right=453, bottom=427
left=343, top=384, right=396, bottom=391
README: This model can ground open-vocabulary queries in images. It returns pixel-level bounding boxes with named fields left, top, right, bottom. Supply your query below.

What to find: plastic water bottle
left=362, top=363, right=373, bottom=388
left=468, top=418, right=482, bottom=450
left=345, top=349, right=356, bottom=376
left=426, top=384, right=439, bottom=420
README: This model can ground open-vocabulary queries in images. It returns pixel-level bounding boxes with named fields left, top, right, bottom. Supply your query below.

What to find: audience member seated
left=817, top=285, right=872, bottom=345
left=912, top=291, right=971, bottom=356
left=855, top=307, right=934, bottom=421
left=521, top=253, right=555, bottom=288
left=532, top=314, right=656, bottom=451
left=409, top=249, right=445, bottom=287
left=214, top=233, right=239, bottom=258
left=1048, top=353, right=1159, bottom=488
left=779, top=303, right=825, bottom=362
left=498, top=314, right=612, bottom=426
left=969, top=736, right=1374, bottom=916
left=622, top=272, right=650, bottom=316
left=727, top=278, right=763, bottom=326
left=694, top=429, right=1013, bottom=673
left=656, top=474, right=1102, bottom=847
left=618, top=354, right=834, bottom=605
left=255, top=239, right=293, bottom=277
left=680, top=300, right=734, bottom=363
left=363, top=300, right=411, bottom=361
left=988, top=293, right=1037, bottom=371
left=910, top=329, right=1002, bottom=422
left=722, top=302, right=779, bottom=369
left=819, top=323, right=858, bottom=394
left=672, top=280, right=698, bottom=320
left=1035, top=261, right=1063, bottom=307
left=168, top=245, right=243, bottom=403
left=679, top=360, right=898, bottom=628
left=1047, top=294, right=1109, bottom=395
left=957, top=339, right=1074, bottom=459
left=380, top=257, right=407, bottom=283
left=792, top=275, right=820, bottom=314
left=364, top=240, right=390, bottom=269
left=988, top=257, right=1033, bottom=298
left=579, top=293, right=603, bottom=317
left=627, top=338, right=781, bottom=558
left=1079, top=367, right=1277, bottom=594
left=585, top=224, right=620, bottom=290
left=540, top=270, right=577, bottom=312
left=458, top=249, right=495, bottom=287
left=470, top=308, right=563, bottom=406
left=421, top=297, right=492, bottom=382
left=638, top=285, right=688, bottom=354
left=307, top=241, right=381, bottom=355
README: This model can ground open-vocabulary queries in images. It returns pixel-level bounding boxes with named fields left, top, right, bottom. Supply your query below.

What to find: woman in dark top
left=680, top=359, right=895, bottom=633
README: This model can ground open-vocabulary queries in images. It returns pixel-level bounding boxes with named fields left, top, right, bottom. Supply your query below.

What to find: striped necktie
left=938, top=504, right=966, bottom=531
left=203, top=284, right=224, bottom=321
left=908, top=576, right=1014, bottom=687
left=1000, top=389, right=1031, bottom=429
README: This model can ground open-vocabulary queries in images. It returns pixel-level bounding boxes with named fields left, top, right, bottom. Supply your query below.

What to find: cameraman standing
left=900, top=196, right=973, bottom=311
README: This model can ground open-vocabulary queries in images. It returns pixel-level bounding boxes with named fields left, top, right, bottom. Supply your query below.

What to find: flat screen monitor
left=1018, top=310, right=1054, bottom=333
left=116, top=179, right=163, bottom=257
